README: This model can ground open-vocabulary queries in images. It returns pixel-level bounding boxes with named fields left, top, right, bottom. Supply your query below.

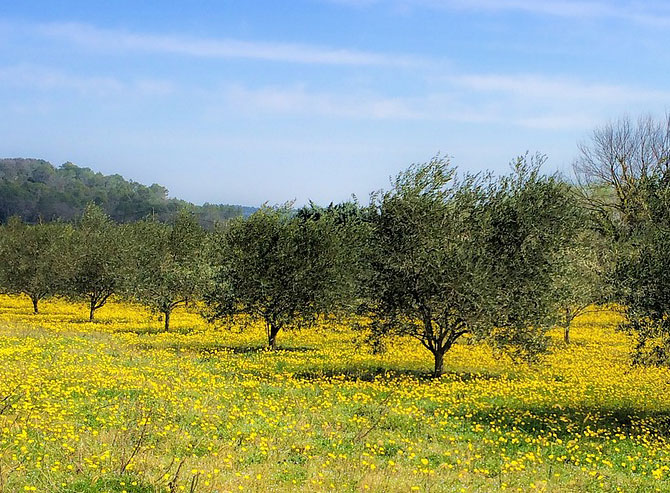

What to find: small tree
left=0, top=218, right=71, bottom=313
left=128, top=210, right=211, bottom=331
left=360, top=155, right=578, bottom=376
left=554, top=228, right=610, bottom=343
left=480, top=159, right=581, bottom=357
left=206, top=205, right=343, bottom=348
left=65, top=204, right=127, bottom=321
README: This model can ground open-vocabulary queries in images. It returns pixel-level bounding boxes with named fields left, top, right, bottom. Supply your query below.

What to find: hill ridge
left=0, top=158, right=256, bottom=227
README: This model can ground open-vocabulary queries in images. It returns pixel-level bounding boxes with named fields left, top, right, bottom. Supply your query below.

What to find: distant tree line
left=0, top=158, right=255, bottom=227
left=1, top=114, right=669, bottom=376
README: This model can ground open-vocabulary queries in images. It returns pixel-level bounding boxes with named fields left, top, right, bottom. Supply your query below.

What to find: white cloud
left=446, top=73, right=670, bottom=104
left=326, top=0, right=670, bottom=26
left=37, top=22, right=425, bottom=68
left=216, top=72, right=670, bottom=130
left=0, top=64, right=123, bottom=95
left=0, top=64, right=175, bottom=97
left=222, top=85, right=422, bottom=119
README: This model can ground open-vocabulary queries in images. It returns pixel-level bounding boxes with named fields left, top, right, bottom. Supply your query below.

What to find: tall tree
left=574, top=113, right=670, bottom=239
left=575, top=114, right=670, bottom=362
left=359, top=155, right=578, bottom=376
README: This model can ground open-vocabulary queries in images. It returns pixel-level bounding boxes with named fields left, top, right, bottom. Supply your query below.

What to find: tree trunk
left=89, top=300, right=96, bottom=321
left=268, top=324, right=280, bottom=349
left=433, top=349, right=445, bottom=378
left=564, top=307, right=572, bottom=344
left=31, top=296, right=39, bottom=314
left=164, top=309, right=171, bottom=332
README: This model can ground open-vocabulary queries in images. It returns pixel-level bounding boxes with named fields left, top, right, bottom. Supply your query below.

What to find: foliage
left=295, top=199, right=369, bottom=314
left=574, top=113, right=670, bottom=240
left=63, top=204, right=129, bottom=320
left=206, top=205, right=345, bottom=348
left=574, top=114, right=670, bottom=364
left=554, top=226, right=611, bottom=343
left=479, top=157, right=580, bottom=356
left=127, top=210, right=212, bottom=330
left=0, top=217, right=72, bottom=313
left=360, top=155, right=579, bottom=376
left=614, top=174, right=670, bottom=365
left=0, top=158, right=251, bottom=226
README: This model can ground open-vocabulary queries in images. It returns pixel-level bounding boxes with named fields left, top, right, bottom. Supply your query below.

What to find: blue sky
left=1, top=1, right=669, bottom=206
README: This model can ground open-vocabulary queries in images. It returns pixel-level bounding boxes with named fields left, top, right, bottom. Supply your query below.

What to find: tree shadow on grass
left=133, top=341, right=315, bottom=355
left=292, top=366, right=428, bottom=382
left=291, top=366, right=508, bottom=383
left=464, top=404, right=670, bottom=440
left=114, top=326, right=199, bottom=335
left=204, top=344, right=315, bottom=354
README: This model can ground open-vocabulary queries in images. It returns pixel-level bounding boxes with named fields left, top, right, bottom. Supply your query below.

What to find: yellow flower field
left=1, top=295, right=669, bottom=492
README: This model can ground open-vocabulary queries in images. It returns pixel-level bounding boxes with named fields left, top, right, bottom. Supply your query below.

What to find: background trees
left=0, top=158, right=251, bottom=225
left=574, top=113, right=670, bottom=239
left=575, top=113, right=670, bottom=364
left=554, top=229, right=609, bottom=344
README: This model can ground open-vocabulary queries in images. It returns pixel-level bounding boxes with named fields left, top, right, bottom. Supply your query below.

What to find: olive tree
left=128, top=210, right=211, bottom=331
left=65, top=204, right=127, bottom=321
left=0, top=218, right=71, bottom=313
left=480, top=158, right=581, bottom=357
left=360, top=155, right=578, bottom=377
left=205, top=205, right=344, bottom=348
left=554, top=228, right=611, bottom=343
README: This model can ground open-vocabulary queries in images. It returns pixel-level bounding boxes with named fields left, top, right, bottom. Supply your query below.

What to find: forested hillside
left=0, top=158, right=255, bottom=227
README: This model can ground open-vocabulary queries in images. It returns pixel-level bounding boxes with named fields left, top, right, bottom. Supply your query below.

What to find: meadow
left=1, top=295, right=670, bottom=492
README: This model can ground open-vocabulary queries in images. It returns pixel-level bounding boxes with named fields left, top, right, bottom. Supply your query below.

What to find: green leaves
left=614, top=174, right=670, bottom=365
left=358, top=155, right=579, bottom=375
left=0, top=217, right=72, bottom=312
left=126, top=209, right=212, bottom=330
left=205, top=205, right=346, bottom=348
left=64, top=204, right=128, bottom=320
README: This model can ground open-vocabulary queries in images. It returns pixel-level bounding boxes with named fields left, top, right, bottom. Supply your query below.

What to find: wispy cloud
left=0, top=64, right=175, bottom=97
left=36, top=22, right=425, bottom=68
left=217, top=72, right=669, bottom=130
left=4, top=19, right=668, bottom=131
left=446, top=73, right=670, bottom=104
left=327, top=0, right=670, bottom=27
left=223, top=85, right=422, bottom=119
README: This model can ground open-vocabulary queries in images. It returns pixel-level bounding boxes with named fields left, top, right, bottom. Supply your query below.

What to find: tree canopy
left=0, top=158, right=254, bottom=226
left=205, top=205, right=346, bottom=348
left=359, top=155, right=579, bottom=376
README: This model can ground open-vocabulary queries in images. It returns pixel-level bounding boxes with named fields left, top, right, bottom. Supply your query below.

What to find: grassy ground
left=1, top=296, right=669, bottom=492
